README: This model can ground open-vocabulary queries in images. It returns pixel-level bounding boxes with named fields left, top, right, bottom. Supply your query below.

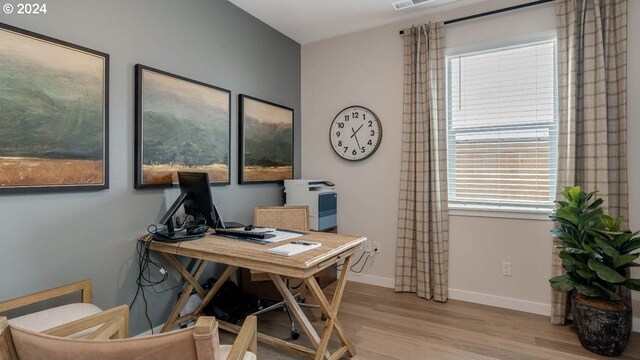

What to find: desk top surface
left=145, top=230, right=366, bottom=276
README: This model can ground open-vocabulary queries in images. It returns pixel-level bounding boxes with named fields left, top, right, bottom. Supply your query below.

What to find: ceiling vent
left=391, top=0, right=434, bottom=11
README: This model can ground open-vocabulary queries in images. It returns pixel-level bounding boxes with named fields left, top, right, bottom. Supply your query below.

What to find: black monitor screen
left=178, top=172, right=219, bottom=228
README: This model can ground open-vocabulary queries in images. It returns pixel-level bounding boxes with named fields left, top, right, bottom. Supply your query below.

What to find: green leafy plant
left=549, top=186, right=640, bottom=301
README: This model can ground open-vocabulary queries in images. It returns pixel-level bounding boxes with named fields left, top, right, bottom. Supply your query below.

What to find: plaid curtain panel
left=395, top=22, right=449, bottom=302
left=552, top=0, right=628, bottom=324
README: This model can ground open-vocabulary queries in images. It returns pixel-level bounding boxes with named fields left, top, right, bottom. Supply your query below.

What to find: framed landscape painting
left=135, top=65, right=230, bottom=188
left=0, top=23, right=109, bottom=193
left=239, top=95, right=294, bottom=184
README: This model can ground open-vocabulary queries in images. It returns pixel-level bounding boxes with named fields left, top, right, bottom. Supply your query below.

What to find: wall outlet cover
left=502, top=261, right=512, bottom=276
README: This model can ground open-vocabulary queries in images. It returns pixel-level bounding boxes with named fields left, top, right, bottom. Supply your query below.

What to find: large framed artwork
left=135, top=65, right=230, bottom=188
left=0, top=23, right=109, bottom=193
left=239, top=95, right=294, bottom=184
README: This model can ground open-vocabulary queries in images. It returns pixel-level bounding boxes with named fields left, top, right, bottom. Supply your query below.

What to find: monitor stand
left=154, top=192, right=205, bottom=242
left=153, top=229, right=204, bottom=243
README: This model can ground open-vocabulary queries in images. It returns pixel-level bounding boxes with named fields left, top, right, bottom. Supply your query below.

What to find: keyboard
left=214, top=228, right=276, bottom=240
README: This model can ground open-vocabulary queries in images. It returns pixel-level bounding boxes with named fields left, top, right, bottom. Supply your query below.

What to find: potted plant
left=549, top=186, right=640, bottom=357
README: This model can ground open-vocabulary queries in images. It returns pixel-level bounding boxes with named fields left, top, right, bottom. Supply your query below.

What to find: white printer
left=284, top=180, right=337, bottom=231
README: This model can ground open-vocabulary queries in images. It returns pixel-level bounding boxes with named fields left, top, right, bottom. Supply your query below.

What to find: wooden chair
left=0, top=279, right=123, bottom=339
left=253, top=206, right=310, bottom=233
left=243, top=206, right=319, bottom=340
left=250, top=205, right=310, bottom=283
left=247, top=206, right=309, bottom=283
left=0, top=313, right=257, bottom=360
left=1, top=280, right=257, bottom=360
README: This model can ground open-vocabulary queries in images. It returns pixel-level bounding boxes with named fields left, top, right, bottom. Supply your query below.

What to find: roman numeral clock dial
left=330, top=106, right=382, bottom=161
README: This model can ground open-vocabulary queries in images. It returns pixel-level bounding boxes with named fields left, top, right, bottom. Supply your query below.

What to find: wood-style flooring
left=220, top=281, right=640, bottom=360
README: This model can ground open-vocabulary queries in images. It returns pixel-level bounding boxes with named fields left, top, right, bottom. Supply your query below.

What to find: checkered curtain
left=395, top=23, right=449, bottom=302
left=551, top=0, right=628, bottom=324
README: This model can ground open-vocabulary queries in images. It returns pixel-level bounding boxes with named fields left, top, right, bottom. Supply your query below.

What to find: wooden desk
left=143, top=230, right=366, bottom=360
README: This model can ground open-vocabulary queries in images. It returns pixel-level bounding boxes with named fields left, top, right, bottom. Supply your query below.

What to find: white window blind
left=446, top=40, right=558, bottom=210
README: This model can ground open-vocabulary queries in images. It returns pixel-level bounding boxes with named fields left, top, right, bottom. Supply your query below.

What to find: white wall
left=301, top=20, right=403, bottom=287
left=302, top=0, right=640, bottom=320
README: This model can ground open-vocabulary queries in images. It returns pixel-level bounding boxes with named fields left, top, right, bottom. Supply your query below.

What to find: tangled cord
left=130, top=222, right=192, bottom=334
left=336, top=251, right=374, bottom=273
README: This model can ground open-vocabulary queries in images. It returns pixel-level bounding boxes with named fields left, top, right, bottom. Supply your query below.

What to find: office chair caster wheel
left=291, top=330, right=300, bottom=340
left=321, top=313, right=327, bottom=321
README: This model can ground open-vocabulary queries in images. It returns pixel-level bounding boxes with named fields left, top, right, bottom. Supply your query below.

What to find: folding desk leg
left=269, top=273, right=330, bottom=360
left=160, top=253, right=206, bottom=296
left=304, top=255, right=356, bottom=359
left=160, top=256, right=208, bottom=333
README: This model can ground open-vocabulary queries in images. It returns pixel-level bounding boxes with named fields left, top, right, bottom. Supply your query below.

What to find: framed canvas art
left=239, top=95, right=294, bottom=184
left=0, top=22, right=109, bottom=193
left=135, top=65, right=231, bottom=188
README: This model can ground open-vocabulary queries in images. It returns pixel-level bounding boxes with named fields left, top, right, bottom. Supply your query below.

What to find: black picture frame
left=238, top=94, right=294, bottom=184
left=134, top=65, right=231, bottom=189
left=0, top=22, right=109, bottom=194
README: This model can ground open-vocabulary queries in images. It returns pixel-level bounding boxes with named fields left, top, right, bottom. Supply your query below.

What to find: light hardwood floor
left=221, top=281, right=640, bottom=360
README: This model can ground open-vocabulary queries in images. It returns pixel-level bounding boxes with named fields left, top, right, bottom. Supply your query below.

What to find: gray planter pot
left=573, top=297, right=632, bottom=357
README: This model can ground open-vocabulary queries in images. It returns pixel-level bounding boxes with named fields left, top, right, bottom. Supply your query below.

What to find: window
left=446, top=39, right=558, bottom=210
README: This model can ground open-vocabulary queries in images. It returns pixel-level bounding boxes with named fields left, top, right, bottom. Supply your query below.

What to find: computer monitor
left=154, top=172, right=221, bottom=241
left=178, top=171, right=219, bottom=228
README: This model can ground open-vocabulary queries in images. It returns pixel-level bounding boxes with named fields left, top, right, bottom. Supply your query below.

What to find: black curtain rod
left=399, top=0, right=554, bottom=35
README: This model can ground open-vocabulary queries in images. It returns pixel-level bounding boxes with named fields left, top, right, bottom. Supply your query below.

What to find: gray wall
left=0, top=0, right=300, bottom=335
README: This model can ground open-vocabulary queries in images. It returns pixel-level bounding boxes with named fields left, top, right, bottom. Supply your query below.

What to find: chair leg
left=251, top=301, right=285, bottom=316
left=284, top=305, right=299, bottom=340
left=250, top=280, right=319, bottom=340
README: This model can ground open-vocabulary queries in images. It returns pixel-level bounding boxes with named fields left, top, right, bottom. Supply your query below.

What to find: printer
left=284, top=180, right=337, bottom=231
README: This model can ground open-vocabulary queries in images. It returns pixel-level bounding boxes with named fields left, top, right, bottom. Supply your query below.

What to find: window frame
left=445, top=36, right=559, bottom=214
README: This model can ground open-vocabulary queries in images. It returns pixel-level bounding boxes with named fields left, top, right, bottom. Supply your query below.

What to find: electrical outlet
left=364, top=240, right=373, bottom=253
left=502, top=261, right=512, bottom=276
left=373, top=241, right=381, bottom=254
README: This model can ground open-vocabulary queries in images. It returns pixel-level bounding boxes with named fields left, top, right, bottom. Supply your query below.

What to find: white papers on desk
left=264, top=230, right=304, bottom=243
left=267, top=242, right=321, bottom=256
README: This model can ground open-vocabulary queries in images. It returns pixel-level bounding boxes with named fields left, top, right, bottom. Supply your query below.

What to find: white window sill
left=448, top=205, right=552, bottom=221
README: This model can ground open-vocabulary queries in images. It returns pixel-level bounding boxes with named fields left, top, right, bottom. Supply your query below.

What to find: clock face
left=330, top=106, right=382, bottom=161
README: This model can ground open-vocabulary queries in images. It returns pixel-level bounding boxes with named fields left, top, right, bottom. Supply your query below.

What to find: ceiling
left=228, top=0, right=488, bottom=44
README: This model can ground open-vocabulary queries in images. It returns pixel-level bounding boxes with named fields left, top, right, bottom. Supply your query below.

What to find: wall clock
left=329, top=106, right=382, bottom=161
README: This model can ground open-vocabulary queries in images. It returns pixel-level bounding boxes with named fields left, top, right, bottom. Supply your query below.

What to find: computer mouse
left=244, top=225, right=255, bottom=231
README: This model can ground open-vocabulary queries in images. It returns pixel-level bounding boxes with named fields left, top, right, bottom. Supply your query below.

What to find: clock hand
left=350, top=124, right=364, bottom=138
left=351, top=125, right=362, bottom=150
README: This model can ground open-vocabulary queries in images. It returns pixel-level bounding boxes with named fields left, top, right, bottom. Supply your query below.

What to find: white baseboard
left=141, top=281, right=640, bottom=334
left=347, top=275, right=548, bottom=317
left=345, top=274, right=549, bottom=318
left=448, top=289, right=640, bottom=333
left=346, top=272, right=395, bottom=288
left=448, top=288, right=551, bottom=316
